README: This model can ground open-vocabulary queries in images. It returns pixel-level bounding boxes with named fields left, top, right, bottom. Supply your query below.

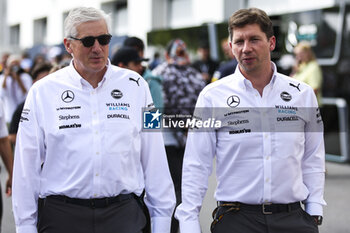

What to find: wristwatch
left=312, top=215, right=323, bottom=225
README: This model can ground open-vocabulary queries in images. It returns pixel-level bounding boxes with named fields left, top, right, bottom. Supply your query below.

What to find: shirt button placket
left=91, top=89, right=101, bottom=197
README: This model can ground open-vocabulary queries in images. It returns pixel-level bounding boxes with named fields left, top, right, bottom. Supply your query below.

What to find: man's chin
left=90, top=62, right=107, bottom=71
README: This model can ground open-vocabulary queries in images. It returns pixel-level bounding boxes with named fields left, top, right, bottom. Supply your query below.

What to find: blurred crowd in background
left=0, top=35, right=239, bottom=137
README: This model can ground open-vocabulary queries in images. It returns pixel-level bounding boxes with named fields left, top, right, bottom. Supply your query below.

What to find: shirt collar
left=234, top=61, right=278, bottom=91
left=67, top=59, right=111, bottom=90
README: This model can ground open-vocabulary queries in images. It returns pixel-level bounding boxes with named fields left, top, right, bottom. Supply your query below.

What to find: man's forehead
left=76, top=20, right=108, bottom=36
left=232, top=24, right=264, bottom=38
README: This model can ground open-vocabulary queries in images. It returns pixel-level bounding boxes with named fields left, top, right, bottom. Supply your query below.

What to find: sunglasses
left=69, top=34, right=112, bottom=47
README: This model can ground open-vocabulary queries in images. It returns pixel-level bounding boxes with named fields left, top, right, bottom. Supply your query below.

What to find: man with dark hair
left=112, top=46, right=147, bottom=76
left=176, top=8, right=325, bottom=233
left=123, top=36, right=145, bottom=58
left=121, top=36, right=164, bottom=109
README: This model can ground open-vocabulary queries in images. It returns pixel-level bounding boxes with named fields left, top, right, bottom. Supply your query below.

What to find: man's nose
left=242, top=41, right=252, bottom=53
left=91, top=40, right=103, bottom=51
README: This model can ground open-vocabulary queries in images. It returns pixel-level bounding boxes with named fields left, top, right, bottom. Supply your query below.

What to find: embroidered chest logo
left=111, top=89, right=123, bottom=99
left=227, top=95, right=240, bottom=108
left=61, top=90, right=75, bottom=103
left=280, top=91, right=292, bottom=102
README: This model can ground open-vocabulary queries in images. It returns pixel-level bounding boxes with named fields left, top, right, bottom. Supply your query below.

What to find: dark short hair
left=228, top=8, right=273, bottom=41
left=123, top=37, right=145, bottom=53
left=31, top=62, right=53, bottom=80
left=111, top=46, right=148, bottom=66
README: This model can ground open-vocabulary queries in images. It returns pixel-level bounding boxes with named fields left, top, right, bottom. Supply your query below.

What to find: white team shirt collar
left=233, top=62, right=278, bottom=91
left=67, top=59, right=112, bottom=89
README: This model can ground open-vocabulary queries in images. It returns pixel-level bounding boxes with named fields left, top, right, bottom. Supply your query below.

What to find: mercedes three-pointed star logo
left=227, top=95, right=240, bottom=108
left=61, top=90, right=75, bottom=103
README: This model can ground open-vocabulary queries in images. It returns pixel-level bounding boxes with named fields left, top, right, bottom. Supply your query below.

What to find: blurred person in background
left=221, top=37, right=233, bottom=60
left=29, top=54, right=46, bottom=76
left=48, top=51, right=72, bottom=74
left=211, top=38, right=238, bottom=82
left=121, top=36, right=164, bottom=109
left=0, top=99, right=13, bottom=232
left=149, top=52, right=162, bottom=70
left=8, top=62, right=53, bottom=145
left=12, top=7, right=175, bottom=233
left=47, top=46, right=63, bottom=65
left=192, top=41, right=219, bottom=85
left=111, top=46, right=147, bottom=75
left=152, top=38, right=205, bottom=233
left=20, top=51, right=33, bottom=73
left=49, top=57, right=71, bottom=74
left=0, top=53, right=10, bottom=75
left=0, top=55, right=33, bottom=123
left=291, top=41, right=323, bottom=105
left=123, top=36, right=145, bottom=58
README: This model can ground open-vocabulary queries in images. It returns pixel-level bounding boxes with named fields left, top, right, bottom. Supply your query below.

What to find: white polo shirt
left=175, top=62, right=326, bottom=233
left=12, top=60, right=175, bottom=233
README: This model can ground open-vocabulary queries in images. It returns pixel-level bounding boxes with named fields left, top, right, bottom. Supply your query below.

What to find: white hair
left=64, top=7, right=111, bottom=38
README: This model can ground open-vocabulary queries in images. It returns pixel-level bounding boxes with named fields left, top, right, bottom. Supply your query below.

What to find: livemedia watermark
left=142, top=107, right=325, bottom=132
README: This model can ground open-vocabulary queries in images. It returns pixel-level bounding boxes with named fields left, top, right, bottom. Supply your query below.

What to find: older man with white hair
left=12, top=7, right=175, bottom=233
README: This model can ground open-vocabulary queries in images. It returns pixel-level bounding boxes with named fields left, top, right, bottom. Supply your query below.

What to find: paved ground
left=1, top=161, right=349, bottom=232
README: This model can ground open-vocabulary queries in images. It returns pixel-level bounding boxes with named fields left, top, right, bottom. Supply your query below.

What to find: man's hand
left=312, top=215, right=323, bottom=225
left=5, top=175, right=12, bottom=196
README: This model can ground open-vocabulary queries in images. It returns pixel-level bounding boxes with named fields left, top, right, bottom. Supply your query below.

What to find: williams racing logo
left=227, top=95, right=240, bottom=108
left=106, top=102, right=130, bottom=111
left=111, top=89, right=123, bottom=99
left=61, top=90, right=75, bottom=103
left=280, top=91, right=292, bottom=102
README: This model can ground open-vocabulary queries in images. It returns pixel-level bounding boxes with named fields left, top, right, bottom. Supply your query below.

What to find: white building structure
left=1, top=0, right=339, bottom=55
left=1, top=0, right=244, bottom=53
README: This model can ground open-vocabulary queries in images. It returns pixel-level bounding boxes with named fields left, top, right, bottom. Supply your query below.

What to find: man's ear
left=64, top=38, right=73, bottom=54
left=269, top=36, right=276, bottom=51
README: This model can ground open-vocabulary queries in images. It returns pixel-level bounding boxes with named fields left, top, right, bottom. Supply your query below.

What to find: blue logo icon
left=143, top=109, right=162, bottom=129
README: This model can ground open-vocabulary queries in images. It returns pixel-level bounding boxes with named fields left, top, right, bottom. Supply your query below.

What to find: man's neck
left=83, top=71, right=105, bottom=88
left=241, top=66, right=273, bottom=96
left=74, top=63, right=107, bottom=88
